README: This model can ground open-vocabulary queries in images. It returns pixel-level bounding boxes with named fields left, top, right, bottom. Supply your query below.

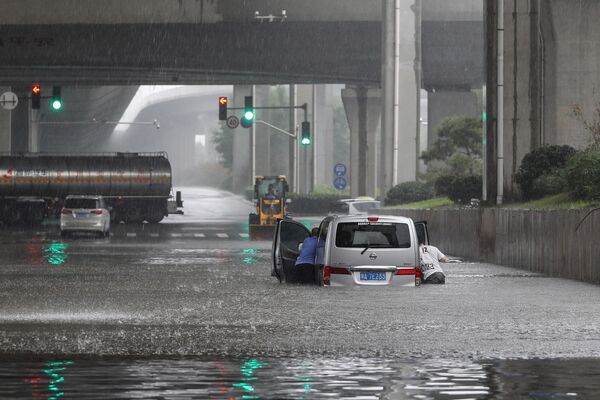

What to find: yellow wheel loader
left=249, top=175, right=289, bottom=240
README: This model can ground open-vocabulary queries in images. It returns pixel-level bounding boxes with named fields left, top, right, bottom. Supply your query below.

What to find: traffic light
left=301, top=121, right=311, bottom=146
left=31, top=83, right=41, bottom=109
left=241, top=96, right=254, bottom=128
left=218, top=96, right=228, bottom=120
left=51, top=86, right=62, bottom=110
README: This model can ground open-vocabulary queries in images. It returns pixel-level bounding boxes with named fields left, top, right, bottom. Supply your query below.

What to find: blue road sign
left=333, top=176, right=347, bottom=190
left=334, top=163, right=347, bottom=177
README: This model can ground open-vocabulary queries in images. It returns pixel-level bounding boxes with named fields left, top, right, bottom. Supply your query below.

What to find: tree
left=421, top=115, right=482, bottom=172
left=212, top=123, right=234, bottom=170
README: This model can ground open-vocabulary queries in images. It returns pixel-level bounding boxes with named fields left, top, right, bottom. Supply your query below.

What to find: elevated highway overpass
left=0, top=0, right=486, bottom=198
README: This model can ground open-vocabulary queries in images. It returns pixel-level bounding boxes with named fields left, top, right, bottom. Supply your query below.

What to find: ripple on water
left=0, top=357, right=596, bottom=399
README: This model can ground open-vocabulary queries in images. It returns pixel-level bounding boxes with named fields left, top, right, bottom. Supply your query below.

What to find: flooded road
left=3, top=357, right=600, bottom=399
left=1, top=187, right=600, bottom=398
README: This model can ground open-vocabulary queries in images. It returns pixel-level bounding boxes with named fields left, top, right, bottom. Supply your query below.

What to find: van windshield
left=335, top=222, right=411, bottom=248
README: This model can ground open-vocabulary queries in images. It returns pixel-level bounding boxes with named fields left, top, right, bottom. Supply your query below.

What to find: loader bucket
left=249, top=224, right=276, bottom=241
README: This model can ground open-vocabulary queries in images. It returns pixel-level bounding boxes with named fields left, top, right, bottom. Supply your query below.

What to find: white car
left=330, top=197, right=381, bottom=215
left=60, top=195, right=110, bottom=238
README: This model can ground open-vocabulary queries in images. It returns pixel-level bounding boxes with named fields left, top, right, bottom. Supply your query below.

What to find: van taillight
left=90, top=209, right=103, bottom=215
left=323, top=266, right=351, bottom=286
left=61, top=208, right=71, bottom=215
left=323, top=266, right=331, bottom=286
left=395, top=267, right=421, bottom=286
left=395, top=268, right=417, bottom=275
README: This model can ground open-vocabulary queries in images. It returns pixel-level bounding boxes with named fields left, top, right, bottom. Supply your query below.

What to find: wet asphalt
left=1, top=187, right=600, bottom=360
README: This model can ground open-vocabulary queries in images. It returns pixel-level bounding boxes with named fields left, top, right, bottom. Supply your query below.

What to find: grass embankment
left=384, top=193, right=599, bottom=210
left=384, top=197, right=454, bottom=209
left=504, top=193, right=599, bottom=209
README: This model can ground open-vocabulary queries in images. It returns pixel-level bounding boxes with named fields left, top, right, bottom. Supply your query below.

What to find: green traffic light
left=52, top=100, right=62, bottom=110
left=244, top=110, right=254, bottom=121
left=301, top=137, right=311, bottom=146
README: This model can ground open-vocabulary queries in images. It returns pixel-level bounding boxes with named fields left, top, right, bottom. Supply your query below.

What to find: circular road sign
left=333, top=176, right=347, bottom=190
left=334, top=163, right=347, bottom=177
left=226, top=115, right=239, bottom=129
left=0, top=92, right=18, bottom=110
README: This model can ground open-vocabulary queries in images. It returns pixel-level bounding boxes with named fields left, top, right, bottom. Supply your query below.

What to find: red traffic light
left=31, top=83, right=41, bottom=109
left=218, top=96, right=228, bottom=120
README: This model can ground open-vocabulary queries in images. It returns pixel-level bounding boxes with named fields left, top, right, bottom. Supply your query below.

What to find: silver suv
left=272, top=215, right=429, bottom=287
left=60, top=195, right=110, bottom=238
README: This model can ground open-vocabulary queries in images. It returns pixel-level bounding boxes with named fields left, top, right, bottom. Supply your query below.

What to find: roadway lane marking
left=181, top=227, right=206, bottom=231
left=149, top=233, right=159, bottom=238
left=193, top=233, right=205, bottom=238
left=126, top=232, right=136, bottom=238
left=216, top=233, right=229, bottom=238
left=170, top=233, right=183, bottom=238
left=239, top=233, right=249, bottom=238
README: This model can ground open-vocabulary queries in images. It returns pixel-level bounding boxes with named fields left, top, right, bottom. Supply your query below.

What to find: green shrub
left=287, top=193, right=346, bottom=215
left=515, top=145, right=577, bottom=200
left=385, top=181, right=433, bottom=206
left=565, top=146, right=600, bottom=200
left=530, top=173, right=568, bottom=198
left=435, top=174, right=482, bottom=204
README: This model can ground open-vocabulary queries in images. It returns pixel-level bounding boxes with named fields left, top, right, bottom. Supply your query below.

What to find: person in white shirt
left=418, top=239, right=449, bottom=284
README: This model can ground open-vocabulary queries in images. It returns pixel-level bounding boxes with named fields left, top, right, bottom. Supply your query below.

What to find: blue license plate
left=359, top=272, right=386, bottom=281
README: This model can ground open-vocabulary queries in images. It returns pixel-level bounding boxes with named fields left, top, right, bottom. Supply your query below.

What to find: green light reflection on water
left=44, top=360, right=72, bottom=399
left=233, top=358, right=265, bottom=398
left=43, top=241, right=69, bottom=265
left=241, top=248, right=257, bottom=264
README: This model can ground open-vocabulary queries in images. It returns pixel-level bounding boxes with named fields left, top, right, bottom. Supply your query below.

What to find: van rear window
left=335, top=222, right=411, bottom=248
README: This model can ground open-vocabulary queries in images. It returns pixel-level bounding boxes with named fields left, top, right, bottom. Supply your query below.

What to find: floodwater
left=2, top=187, right=600, bottom=398
left=1, top=357, right=598, bottom=399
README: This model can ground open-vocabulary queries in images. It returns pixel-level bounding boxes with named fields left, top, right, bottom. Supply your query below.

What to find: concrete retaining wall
left=378, top=208, right=600, bottom=283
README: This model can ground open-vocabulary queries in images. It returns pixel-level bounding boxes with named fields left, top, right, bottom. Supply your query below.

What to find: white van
left=272, top=215, right=429, bottom=287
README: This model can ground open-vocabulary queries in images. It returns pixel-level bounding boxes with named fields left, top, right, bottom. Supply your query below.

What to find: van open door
left=414, top=220, right=430, bottom=246
left=271, top=219, right=310, bottom=283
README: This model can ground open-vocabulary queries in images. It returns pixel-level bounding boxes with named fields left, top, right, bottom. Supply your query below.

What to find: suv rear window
left=65, top=198, right=98, bottom=209
left=335, top=222, right=411, bottom=248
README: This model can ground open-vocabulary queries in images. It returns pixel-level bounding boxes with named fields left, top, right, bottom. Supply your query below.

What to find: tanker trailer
left=0, top=152, right=181, bottom=224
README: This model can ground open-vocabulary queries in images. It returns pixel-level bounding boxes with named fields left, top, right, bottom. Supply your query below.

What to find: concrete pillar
left=395, top=0, right=420, bottom=185
left=231, top=85, right=252, bottom=193
left=381, top=0, right=420, bottom=198
left=288, top=85, right=297, bottom=192
left=254, top=86, right=270, bottom=176
left=297, top=85, right=314, bottom=194
left=316, top=85, right=335, bottom=189
left=10, top=86, right=32, bottom=154
left=342, top=85, right=381, bottom=198
left=0, top=87, right=11, bottom=152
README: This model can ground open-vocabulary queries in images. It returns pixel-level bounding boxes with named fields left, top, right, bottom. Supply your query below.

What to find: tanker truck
left=0, top=152, right=182, bottom=225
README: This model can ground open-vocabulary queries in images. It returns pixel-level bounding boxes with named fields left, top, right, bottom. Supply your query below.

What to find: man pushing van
left=418, top=238, right=449, bottom=284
